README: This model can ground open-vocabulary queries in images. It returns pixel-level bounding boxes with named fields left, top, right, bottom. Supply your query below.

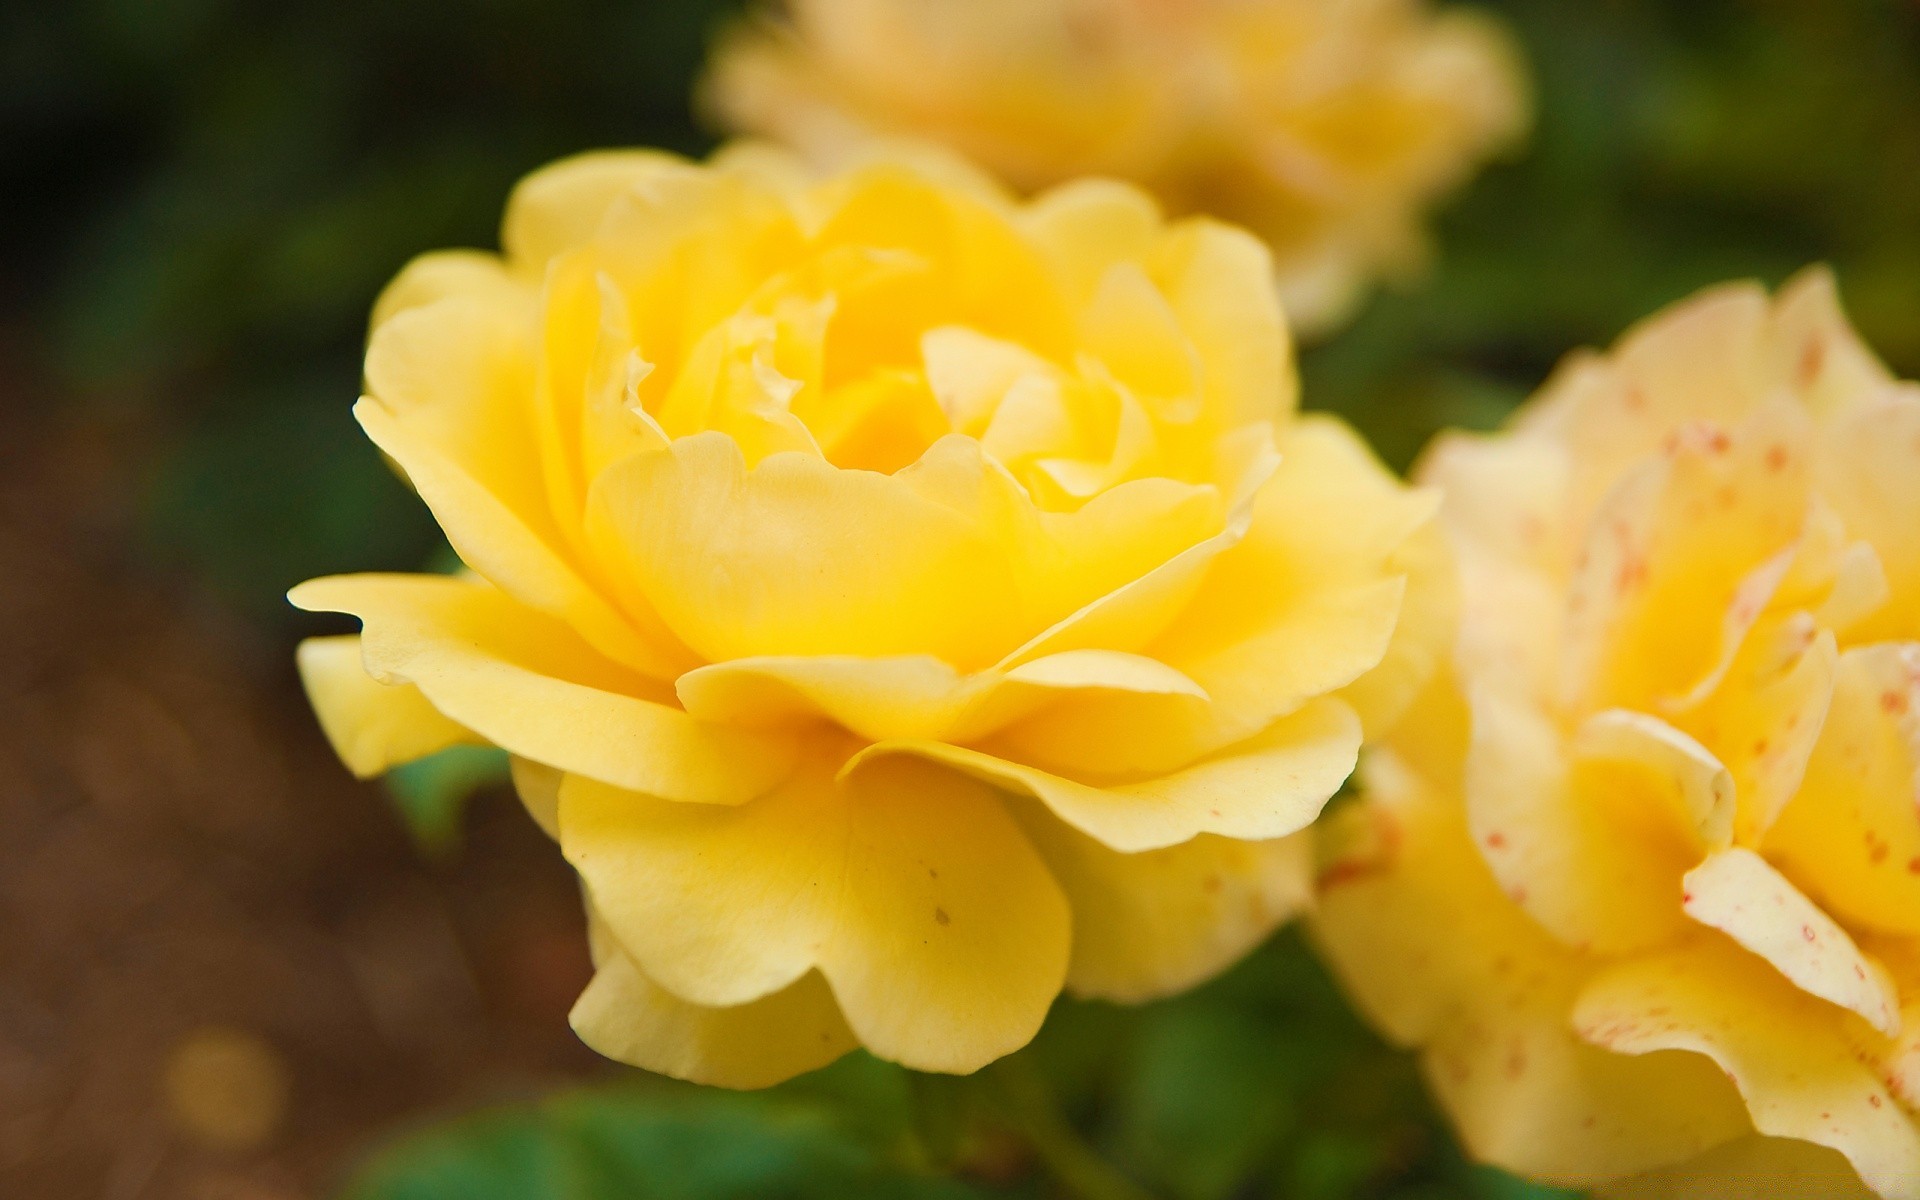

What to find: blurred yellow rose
left=701, top=0, right=1528, bottom=335
left=292, top=146, right=1449, bottom=1087
left=1314, top=268, right=1920, bottom=1198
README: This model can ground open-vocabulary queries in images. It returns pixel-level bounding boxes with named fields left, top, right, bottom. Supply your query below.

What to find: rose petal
left=1420, top=428, right=1572, bottom=701
left=1465, top=687, right=1695, bottom=955
left=370, top=249, right=528, bottom=330
left=589, top=431, right=1223, bottom=669
left=508, top=757, right=562, bottom=840
left=1149, top=218, right=1290, bottom=428
left=1820, top=392, right=1920, bottom=644
left=289, top=573, right=794, bottom=803
left=1773, top=266, right=1896, bottom=422
left=1574, top=942, right=1920, bottom=1200
left=1562, top=399, right=1815, bottom=715
left=562, top=752, right=1069, bottom=1074
left=1596, top=1135, right=1881, bottom=1200
left=1573, top=708, right=1735, bottom=852
left=1765, top=643, right=1920, bottom=937
left=1681, top=847, right=1901, bottom=1037
left=357, top=396, right=690, bottom=678
left=502, top=149, right=691, bottom=271
left=674, top=648, right=1205, bottom=745
left=1011, top=804, right=1309, bottom=1003
left=1683, top=626, right=1837, bottom=844
left=1312, top=753, right=1750, bottom=1186
left=573, top=909, right=854, bottom=1089
left=1003, top=416, right=1435, bottom=776
left=851, top=696, right=1359, bottom=853
left=295, top=635, right=477, bottom=778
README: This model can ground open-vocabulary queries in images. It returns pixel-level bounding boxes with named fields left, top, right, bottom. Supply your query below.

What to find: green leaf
left=384, top=745, right=510, bottom=856
left=341, top=1080, right=990, bottom=1200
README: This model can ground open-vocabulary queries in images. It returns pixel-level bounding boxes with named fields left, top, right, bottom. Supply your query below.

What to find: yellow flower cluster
left=701, top=0, right=1527, bottom=333
left=293, top=147, right=1448, bottom=1087
left=1314, top=270, right=1920, bottom=1198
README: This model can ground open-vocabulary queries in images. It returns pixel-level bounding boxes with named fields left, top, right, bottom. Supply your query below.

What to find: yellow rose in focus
left=292, top=146, right=1449, bottom=1087
left=1314, top=269, right=1920, bottom=1198
left=701, top=0, right=1528, bottom=335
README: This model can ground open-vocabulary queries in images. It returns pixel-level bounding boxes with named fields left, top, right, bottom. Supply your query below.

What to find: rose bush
left=1314, top=269, right=1920, bottom=1197
left=293, top=145, right=1449, bottom=1087
left=701, top=0, right=1527, bottom=334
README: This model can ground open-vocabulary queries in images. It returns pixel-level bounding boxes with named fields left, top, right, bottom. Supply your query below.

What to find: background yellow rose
left=703, top=0, right=1528, bottom=335
left=1315, top=269, right=1920, bottom=1199
left=293, top=146, right=1448, bottom=1086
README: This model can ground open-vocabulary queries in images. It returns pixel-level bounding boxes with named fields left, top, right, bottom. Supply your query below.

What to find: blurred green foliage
left=5, top=1, right=1917, bottom=1197
left=342, top=1060, right=987, bottom=1200
left=385, top=743, right=510, bottom=855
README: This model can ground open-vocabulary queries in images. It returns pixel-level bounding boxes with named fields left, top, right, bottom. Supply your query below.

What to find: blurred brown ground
left=0, top=363, right=605, bottom=1198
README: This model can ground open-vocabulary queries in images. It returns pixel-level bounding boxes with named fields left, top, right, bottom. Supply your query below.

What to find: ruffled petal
left=1078, top=261, right=1200, bottom=417
left=1820, top=393, right=1920, bottom=644
left=561, top=752, right=1070, bottom=1074
left=996, top=416, right=1430, bottom=776
left=357, top=396, right=691, bottom=678
left=1312, top=754, right=1750, bottom=1186
left=295, top=635, right=476, bottom=778
left=370, top=250, right=527, bottom=330
left=502, top=149, right=692, bottom=271
left=1596, top=1135, right=1880, bottom=1200
left=1163, top=415, right=1436, bottom=722
left=1149, top=218, right=1291, bottom=428
left=1537, top=283, right=1775, bottom=515
left=1868, top=940, right=1920, bottom=1114
left=587, top=432, right=1024, bottom=666
left=1573, top=708, right=1735, bottom=851
left=675, top=648, right=1205, bottom=745
left=1681, top=848, right=1900, bottom=1036
left=1465, top=687, right=1696, bottom=956
left=588, top=430, right=1224, bottom=670
left=289, top=573, right=795, bottom=803
left=572, top=943, right=854, bottom=1089
left=1424, top=983, right=1748, bottom=1188
left=1562, top=399, right=1815, bottom=715
left=1418, top=428, right=1571, bottom=701
left=1339, top=513, right=1458, bottom=739
left=996, top=578, right=1398, bottom=777
left=1684, top=625, right=1838, bottom=844
left=851, top=697, right=1359, bottom=853
left=1010, top=803, right=1309, bottom=1003
left=1574, top=942, right=1920, bottom=1200
left=1773, top=266, right=1898, bottom=423
left=1022, top=180, right=1162, bottom=307
left=363, top=292, right=543, bottom=527
left=1765, top=643, right=1920, bottom=937
left=1312, top=751, right=1537, bottom=1044
left=807, top=163, right=1072, bottom=368
left=992, top=424, right=1279, bottom=667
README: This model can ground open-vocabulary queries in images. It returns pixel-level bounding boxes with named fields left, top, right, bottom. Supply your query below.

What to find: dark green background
left=5, top=1, right=1916, bottom=1196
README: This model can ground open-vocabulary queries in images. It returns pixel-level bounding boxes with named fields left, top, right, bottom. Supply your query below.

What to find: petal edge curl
left=847, top=696, right=1361, bottom=853
left=290, top=573, right=795, bottom=804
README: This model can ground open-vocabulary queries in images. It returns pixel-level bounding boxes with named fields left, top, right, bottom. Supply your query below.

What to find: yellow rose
left=1313, top=268, right=1920, bottom=1198
left=700, top=0, right=1528, bottom=335
left=292, top=146, right=1448, bottom=1087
